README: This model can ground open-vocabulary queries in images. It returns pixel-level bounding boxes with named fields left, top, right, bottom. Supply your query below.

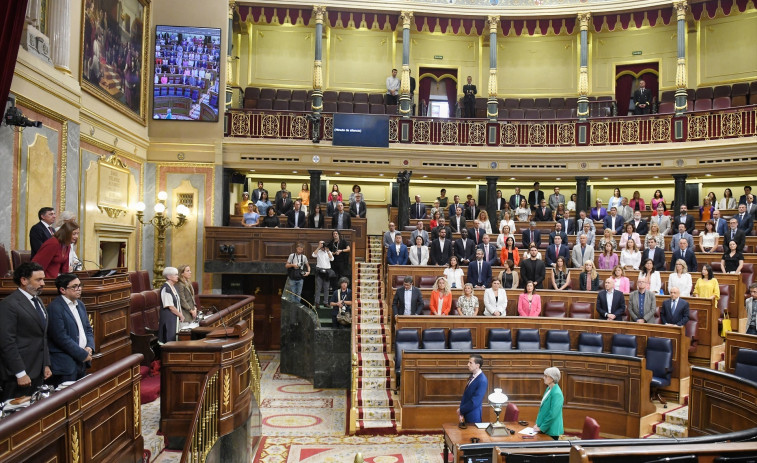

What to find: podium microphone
left=77, top=259, right=103, bottom=270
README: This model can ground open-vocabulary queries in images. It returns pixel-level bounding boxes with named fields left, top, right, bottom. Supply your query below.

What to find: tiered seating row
left=243, top=87, right=397, bottom=114
left=658, top=81, right=757, bottom=113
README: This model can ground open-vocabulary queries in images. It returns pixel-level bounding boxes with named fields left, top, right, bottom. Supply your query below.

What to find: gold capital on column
left=578, top=12, right=591, bottom=31
left=488, top=15, right=499, bottom=34
left=313, top=5, right=326, bottom=24
left=673, top=0, right=688, bottom=21
left=401, top=11, right=413, bottom=29
left=228, top=1, right=236, bottom=20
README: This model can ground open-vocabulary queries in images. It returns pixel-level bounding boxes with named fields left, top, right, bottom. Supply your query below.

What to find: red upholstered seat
left=142, top=290, right=161, bottom=332
left=695, top=87, right=714, bottom=100
left=370, top=104, right=386, bottom=114
left=741, top=264, right=754, bottom=296
left=498, top=108, right=509, bottom=119
left=540, top=109, right=556, bottom=120
left=11, top=250, right=31, bottom=269
left=129, top=272, right=141, bottom=293
left=509, top=109, right=524, bottom=120
left=658, top=102, right=674, bottom=114
left=291, top=89, right=308, bottom=101
left=256, top=99, right=273, bottom=110
left=354, top=103, right=369, bottom=114
left=289, top=100, right=306, bottom=111
left=661, top=90, right=675, bottom=103
left=273, top=99, right=289, bottom=111
left=712, top=85, right=731, bottom=99
left=694, top=99, right=712, bottom=111
left=244, top=87, right=260, bottom=100
left=323, top=90, right=338, bottom=102
left=137, top=270, right=150, bottom=293
left=337, top=102, right=353, bottom=113
left=369, top=93, right=385, bottom=105
left=519, top=98, right=535, bottom=109
left=524, top=109, right=540, bottom=120
left=338, top=91, right=353, bottom=102
left=353, top=92, right=369, bottom=104
left=386, top=104, right=398, bottom=114
left=504, top=98, right=519, bottom=109
left=259, top=88, right=275, bottom=100
left=556, top=108, right=573, bottom=119
left=504, top=403, right=519, bottom=422
left=581, top=416, right=600, bottom=440
left=570, top=301, right=593, bottom=319
left=564, top=97, right=578, bottom=108
left=549, top=98, right=565, bottom=109
left=533, top=98, right=549, bottom=109
left=393, top=275, right=408, bottom=289
left=417, top=275, right=437, bottom=289
left=0, top=245, right=10, bottom=277
left=276, top=89, right=291, bottom=100
left=323, top=101, right=337, bottom=113
left=544, top=300, right=567, bottom=318
left=712, top=97, right=731, bottom=110
left=130, top=293, right=147, bottom=335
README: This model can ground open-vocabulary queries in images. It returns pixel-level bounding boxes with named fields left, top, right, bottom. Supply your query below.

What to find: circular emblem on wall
left=403, top=159, right=409, bottom=166
left=177, top=152, right=185, bottom=161
left=676, top=159, right=684, bottom=167
left=580, top=162, right=588, bottom=169
left=490, top=161, right=498, bottom=169
left=312, top=155, right=320, bottom=163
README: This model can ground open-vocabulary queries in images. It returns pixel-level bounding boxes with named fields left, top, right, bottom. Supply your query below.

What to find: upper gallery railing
left=225, top=105, right=757, bottom=147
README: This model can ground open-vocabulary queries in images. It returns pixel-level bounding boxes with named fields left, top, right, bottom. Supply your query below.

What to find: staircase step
left=358, top=376, right=392, bottom=389
left=358, top=353, right=392, bottom=368
left=653, top=421, right=687, bottom=438
left=357, top=323, right=386, bottom=335
left=358, top=366, right=391, bottom=378
left=358, top=407, right=395, bottom=421
left=357, top=390, right=395, bottom=407
left=663, top=405, right=688, bottom=426
left=357, top=419, right=396, bottom=430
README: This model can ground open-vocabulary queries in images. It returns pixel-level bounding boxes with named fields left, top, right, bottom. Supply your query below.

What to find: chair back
left=487, top=328, right=512, bottom=350
left=610, top=333, right=638, bottom=356
left=11, top=250, right=31, bottom=269
left=717, top=283, right=730, bottom=317
left=645, top=337, right=673, bottom=386
left=418, top=275, right=437, bottom=289
left=570, top=301, right=594, bottom=319
left=448, top=328, right=473, bottom=350
left=581, top=416, right=601, bottom=440
left=545, top=330, right=571, bottom=351
left=0, top=244, right=11, bottom=277
left=543, top=300, right=566, bottom=318
left=734, top=349, right=757, bottom=383
left=516, top=329, right=541, bottom=350
left=504, top=403, right=519, bottom=422
left=577, top=332, right=603, bottom=353
left=395, top=329, right=421, bottom=377
left=741, top=264, right=754, bottom=296
left=129, top=293, right=147, bottom=335
left=421, top=328, right=447, bottom=349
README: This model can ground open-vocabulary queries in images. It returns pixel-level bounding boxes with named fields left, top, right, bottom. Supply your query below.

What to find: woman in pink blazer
left=518, top=281, right=542, bottom=317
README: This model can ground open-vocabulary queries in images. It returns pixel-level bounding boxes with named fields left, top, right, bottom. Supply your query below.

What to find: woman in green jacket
left=534, top=367, right=564, bottom=439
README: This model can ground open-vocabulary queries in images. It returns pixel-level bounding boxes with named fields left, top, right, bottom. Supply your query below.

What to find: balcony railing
left=225, top=105, right=757, bottom=147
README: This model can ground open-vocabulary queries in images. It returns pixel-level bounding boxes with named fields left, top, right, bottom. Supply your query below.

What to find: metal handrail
left=180, top=367, right=220, bottom=463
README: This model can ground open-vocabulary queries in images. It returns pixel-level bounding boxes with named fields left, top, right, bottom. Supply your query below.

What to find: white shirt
left=484, top=288, right=507, bottom=316
left=386, top=76, right=400, bottom=94
left=62, top=296, right=87, bottom=348
left=403, top=288, right=412, bottom=315
left=444, top=268, right=464, bottom=289
left=620, top=249, right=641, bottom=269
left=668, top=272, right=692, bottom=297
left=313, top=248, right=334, bottom=268
left=605, top=291, right=615, bottom=317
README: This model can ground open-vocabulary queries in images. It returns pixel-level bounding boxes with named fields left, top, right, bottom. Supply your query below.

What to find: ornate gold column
left=673, top=0, right=688, bottom=115
left=311, top=5, right=326, bottom=113
left=399, top=11, right=414, bottom=118
left=487, top=15, right=499, bottom=121
left=577, top=12, right=591, bottom=121
left=227, top=2, right=237, bottom=86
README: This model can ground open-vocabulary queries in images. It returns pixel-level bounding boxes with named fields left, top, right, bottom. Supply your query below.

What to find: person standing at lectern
left=534, top=367, right=564, bottom=440
left=158, top=267, right=184, bottom=344
left=457, top=354, right=487, bottom=426
left=462, top=75, right=477, bottom=118
left=633, top=80, right=653, bottom=115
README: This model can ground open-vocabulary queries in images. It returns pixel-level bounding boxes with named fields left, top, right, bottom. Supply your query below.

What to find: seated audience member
left=348, top=184, right=361, bottom=205
left=47, top=273, right=95, bottom=386
left=498, top=259, right=519, bottom=290
left=32, top=221, right=80, bottom=278
left=676, top=205, right=696, bottom=235
left=255, top=191, right=272, bottom=216
left=521, top=221, right=542, bottom=249
left=630, top=210, right=648, bottom=235
left=313, top=240, right=334, bottom=308
left=597, top=228, right=617, bottom=252
left=276, top=191, right=294, bottom=216
left=670, top=237, right=697, bottom=272
left=534, top=199, right=553, bottom=222
left=642, top=236, right=666, bottom=272
left=454, top=228, right=476, bottom=266
left=177, top=265, right=198, bottom=321
left=628, top=278, right=656, bottom=324
left=520, top=245, right=546, bottom=289
left=309, top=205, right=326, bottom=229
left=720, top=240, right=744, bottom=274
left=450, top=206, right=467, bottom=233
left=603, top=207, right=624, bottom=235
left=478, top=234, right=499, bottom=266
left=609, top=265, right=631, bottom=293
left=745, top=283, right=757, bottom=335
left=242, top=203, right=260, bottom=227
left=669, top=259, right=693, bottom=297
left=330, top=277, right=353, bottom=328
left=286, top=200, right=306, bottom=228
left=430, top=217, right=452, bottom=242
left=410, top=195, right=428, bottom=219
left=261, top=207, right=280, bottom=227
left=429, top=210, right=441, bottom=229
left=724, top=217, right=746, bottom=252
left=577, top=221, right=595, bottom=248
left=484, top=279, right=507, bottom=316
left=580, top=260, right=601, bottom=291
left=500, top=236, right=520, bottom=268
left=546, top=235, right=569, bottom=268
left=392, top=276, right=423, bottom=318
left=591, top=199, right=607, bottom=221
left=0, top=262, right=51, bottom=400
left=548, top=222, right=568, bottom=245
left=571, top=234, right=594, bottom=269
left=661, top=286, right=690, bottom=326
left=326, top=192, right=341, bottom=216
left=629, top=191, right=646, bottom=213
left=387, top=233, right=409, bottom=265
left=645, top=222, right=665, bottom=251
left=328, top=231, right=351, bottom=280
left=693, top=264, right=720, bottom=305
left=332, top=202, right=352, bottom=230
left=671, top=223, right=694, bottom=253
left=411, top=221, right=429, bottom=246
left=29, top=206, right=57, bottom=258
left=619, top=222, right=641, bottom=249
left=498, top=211, right=516, bottom=240
left=349, top=193, right=366, bottom=218
left=456, top=283, right=479, bottom=316
left=596, top=277, right=626, bottom=321
left=735, top=203, right=754, bottom=234
left=383, top=222, right=399, bottom=248
left=430, top=277, right=453, bottom=315
left=515, top=197, right=531, bottom=222
left=444, top=256, right=464, bottom=289
left=598, top=241, right=618, bottom=271
left=518, top=280, right=542, bottom=317
left=699, top=220, right=719, bottom=253
left=429, top=228, right=454, bottom=266
left=468, top=248, right=492, bottom=289
left=651, top=202, right=672, bottom=235
left=496, top=224, right=514, bottom=250
left=620, top=239, right=642, bottom=271
left=158, top=267, right=183, bottom=344
left=551, top=257, right=571, bottom=290
left=409, top=235, right=430, bottom=266
left=651, top=189, right=665, bottom=210
left=639, top=258, right=662, bottom=294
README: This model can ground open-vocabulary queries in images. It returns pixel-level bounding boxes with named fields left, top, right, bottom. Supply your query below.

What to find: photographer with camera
left=312, top=239, right=334, bottom=309
left=330, top=277, right=352, bottom=328
left=284, top=243, right=310, bottom=303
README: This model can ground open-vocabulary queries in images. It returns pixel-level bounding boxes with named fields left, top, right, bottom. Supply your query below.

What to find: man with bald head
left=596, top=278, right=626, bottom=321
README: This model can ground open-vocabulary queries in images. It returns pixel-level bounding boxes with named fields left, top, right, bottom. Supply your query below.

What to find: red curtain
left=418, top=67, right=459, bottom=117
left=614, top=62, right=659, bottom=116
left=0, top=0, right=28, bottom=106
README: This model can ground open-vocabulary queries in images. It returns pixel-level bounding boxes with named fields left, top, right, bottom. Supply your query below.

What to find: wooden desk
left=689, top=366, right=757, bottom=436
left=569, top=442, right=757, bottom=463
left=724, top=331, right=757, bottom=373
left=443, top=422, right=551, bottom=463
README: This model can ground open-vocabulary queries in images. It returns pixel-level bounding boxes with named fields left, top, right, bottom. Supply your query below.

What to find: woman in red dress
left=32, top=221, right=79, bottom=278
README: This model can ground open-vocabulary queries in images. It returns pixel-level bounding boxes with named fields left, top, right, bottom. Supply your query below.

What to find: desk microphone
left=77, top=259, right=103, bottom=270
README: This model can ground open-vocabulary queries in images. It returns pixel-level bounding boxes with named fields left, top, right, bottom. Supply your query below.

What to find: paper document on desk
left=519, top=427, right=538, bottom=436
left=474, top=423, right=488, bottom=429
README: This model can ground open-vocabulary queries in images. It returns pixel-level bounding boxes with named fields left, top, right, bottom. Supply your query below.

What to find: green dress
left=535, top=384, right=564, bottom=438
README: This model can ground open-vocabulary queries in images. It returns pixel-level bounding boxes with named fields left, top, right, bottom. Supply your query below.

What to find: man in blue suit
left=386, top=233, right=409, bottom=265
left=712, top=210, right=728, bottom=236
left=457, top=354, right=488, bottom=425
left=546, top=235, right=570, bottom=267
left=603, top=207, right=625, bottom=234
left=596, top=278, right=626, bottom=321
left=521, top=221, right=542, bottom=249
left=670, top=237, right=697, bottom=272
left=47, top=273, right=95, bottom=386
left=468, top=249, right=492, bottom=289
left=661, top=287, right=690, bottom=326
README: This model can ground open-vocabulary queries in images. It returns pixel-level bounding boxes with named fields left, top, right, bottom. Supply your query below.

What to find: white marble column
left=49, top=0, right=71, bottom=72
left=26, top=0, right=42, bottom=28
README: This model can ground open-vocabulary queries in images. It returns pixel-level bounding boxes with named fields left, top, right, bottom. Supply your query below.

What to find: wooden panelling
left=688, top=366, right=757, bottom=437
left=724, top=331, right=757, bottom=374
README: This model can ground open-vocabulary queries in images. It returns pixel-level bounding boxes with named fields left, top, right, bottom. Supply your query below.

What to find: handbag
left=721, top=312, right=732, bottom=338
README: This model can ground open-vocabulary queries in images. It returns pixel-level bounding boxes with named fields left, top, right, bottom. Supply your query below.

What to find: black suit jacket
left=631, top=219, right=649, bottom=235
left=429, top=238, right=453, bottom=266
left=520, top=258, right=546, bottom=289
left=430, top=226, right=452, bottom=242
left=675, top=214, right=696, bottom=235
left=468, top=227, right=486, bottom=245
left=276, top=197, right=293, bottom=215
left=596, top=290, right=626, bottom=320
left=286, top=210, right=306, bottom=228
left=723, top=228, right=746, bottom=252
left=464, top=205, right=479, bottom=221
left=521, top=229, right=542, bottom=249
left=735, top=213, right=755, bottom=235
left=633, top=87, right=653, bottom=106
left=47, top=296, right=95, bottom=376
left=331, top=212, right=352, bottom=230
left=548, top=231, right=568, bottom=246
left=534, top=207, right=552, bottom=222
left=326, top=201, right=340, bottom=217
left=392, top=286, right=424, bottom=317
left=661, top=298, right=690, bottom=326
left=449, top=215, right=467, bottom=232
left=557, top=218, right=576, bottom=235
left=410, top=202, right=427, bottom=219
left=349, top=201, right=367, bottom=218
left=308, top=213, right=325, bottom=229
left=528, top=190, right=545, bottom=209
left=29, top=222, right=54, bottom=258
left=467, top=260, right=492, bottom=287
left=642, top=247, right=666, bottom=271
left=477, top=243, right=499, bottom=266
left=579, top=272, right=601, bottom=291
left=0, top=290, right=50, bottom=381
left=509, top=194, right=524, bottom=211
left=454, top=238, right=476, bottom=264
left=670, top=249, right=698, bottom=272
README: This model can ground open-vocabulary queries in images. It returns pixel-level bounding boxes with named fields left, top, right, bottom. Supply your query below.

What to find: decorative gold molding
left=59, top=121, right=68, bottom=212
left=488, top=68, right=498, bottom=100
left=14, top=94, right=67, bottom=123
left=578, top=66, right=589, bottom=97
left=133, top=382, right=141, bottom=435
left=401, top=11, right=414, bottom=29
left=223, top=368, right=231, bottom=410
left=675, top=57, right=687, bottom=91
left=674, top=0, right=688, bottom=21
left=578, top=12, right=591, bottom=31
left=313, top=5, right=326, bottom=24
left=488, top=15, right=499, bottom=35
left=70, top=424, right=80, bottom=463
left=313, top=59, right=323, bottom=91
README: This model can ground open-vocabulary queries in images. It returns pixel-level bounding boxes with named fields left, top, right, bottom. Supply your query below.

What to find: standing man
left=386, top=68, right=400, bottom=105
left=312, top=240, right=334, bottom=309
left=331, top=202, right=351, bottom=230
left=387, top=233, right=409, bottom=266
left=29, top=207, right=57, bottom=258
left=571, top=234, right=594, bottom=268
left=450, top=206, right=467, bottom=234
left=653, top=203, right=672, bottom=235
left=596, top=278, right=626, bottom=321
left=533, top=199, right=552, bottom=222
left=548, top=187, right=565, bottom=212
left=462, top=75, right=477, bottom=118
left=521, top=245, right=546, bottom=289
left=286, top=200, right=306, bottom=228
left=326, top=191, right=341, bottom=217
left=617, top=197, right=633, bottom=222
left=603, top=207, right=625, bottom=234
left=633, top=79, right=652, bottom=115
left=468, top=248, right=492, bottom=289
left=0, top=262, right=52, bottom=401
left=411, top=221, right=430, bottom=246
left=628, top=278, right=656, bottom=323
left=448, top=195, right=464, bottom=219
left=712, top=210, right=728, bottom=236
left=661, top=287, right=690, bottom=326
left=670, top=238, right=697, bottom=272
left=735, top=203, right=755, bottom=235
left=528, top=182, right=545, bottom=210
left=559, top=210, right=576, bottom=235
left=284, top=243, right=310, bottom=303
left=724, top=217, right=746, bottom=253
left=671, top=223, right=695, bottom=253
left=274, top=181, right=290, bottom=205
left=410, top=195, right=427, bottom=220
left=47, top=273, right=95, bottom=386
left=642, top=237, right=666, bottom=271
left=383, top=222, right=398, bottom=248
left=677, top=205, right=696, bottom=235
left=276, top=191, right=293, bottom=216
left=392, top=276, right=423, bottom=318
left=477, top=234, right=499, bottom=267
left=429, top=228, right=453, bottom=266
left=409, top=70, right=417, bottom=115
left=509, top=187, right=524, bottom=211
left=631, top=211, right=649, bottom=235
left=546, top=235, right=569, bottom=268
left=457, top=354, right=487, bottom=426
left=350, top=193, right=366, bottom=218
left=744, top=283, right=757, bottom=335
left=251, top=181, right=268, bottom=203
left=521, top=221, right=542, bottom=249
left=455, top=228, right=476, bottom=266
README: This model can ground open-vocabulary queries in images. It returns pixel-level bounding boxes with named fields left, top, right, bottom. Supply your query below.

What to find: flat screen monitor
left=153, top=25, right=222, bottom=121
left=332, top=113, right=389, bottom=148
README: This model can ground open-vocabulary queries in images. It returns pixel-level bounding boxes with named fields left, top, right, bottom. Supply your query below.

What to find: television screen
left=332, top=113, right=389, bottom=148
left=153, top=25, right=222, bottom=121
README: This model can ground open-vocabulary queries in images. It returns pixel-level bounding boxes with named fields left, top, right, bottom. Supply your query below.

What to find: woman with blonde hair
left=176, top=264, right=198, bottom=322
left=580, top=260, right=600, bottom=291
left=430, top=277, right=452, bottom=315
left=669, top=258, right=692, bottom=296
left=456, top=283, right=479, bottom=316
left=609, top=265, right=630, bottom=293
left=477, top=210, right=492, bottom=234
left=645, top=222, right=665, bottom=250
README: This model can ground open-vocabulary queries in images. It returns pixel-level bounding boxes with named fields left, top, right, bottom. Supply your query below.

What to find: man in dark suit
left=628, top=278, right=656, bottom=323
left=670, top=238, right=698, bottom=272
left=429, top=228, right=453, bottom=266
left=670, top=223, right=694, bottom=253
left=494, top=190, right=507, bottom=212
left=712, top=210, right=728, bottom=236
left=448, top=195, right=464, bottom=219
left=349, top=193, right=366, bottom=218
left=630, top=211, right=648, bottom=236
left=477, top=234, right=499, bottom=267
left=410, top=195, right=427, bottom=220
left=468, top=222, right=486, bottom=246
left=464, top=199, right=479, bottom=221
left=286, top=200, right=307, bottom=228
left=745, top=194, right=757, bottom=220
left=0, top=262, right=52, bottom=401
left=29, top=207, right=57, bottom=258
left=449, top=206, right=467, bottom=233
left=642, top=237, right=666, bottom=272
left=326, top=192, right=340, bottom=217
left=735, top=204, right=754, bottom=235
left=738, top=185, right=751, bottom=205
left=274, top=181, right=290, bottom=205
left=430, top=218, right=452, bottom=242
left=462, top=75, right=477, bottom=118
left=632, top=79, right=653, bottom=115
left=521, top=222, right=542, bottom=249
left=392, top=276, right=423, bottom=317
left=467, top=248, right=492, bottom=289
left=528, top=182, right=544, bottom=210
left=251, top=181, right=268, bottom=203
left=546, top=235, right=570, bottom=267
left=520, top=245, right=546, bottom=289
left=457, top=354, right=488, bottom=425
left=331, top=203, right=352, bottom=230
left=724, top=217, right=746, bottom=252
left=533, top=199, right=552, bottom=222
left=47, top=273, right=95, bottom=386
left=675, top=205, right=696, bottom=235
left=454, top=228, right=476, bottom=266
left=276, top=191, right=294, bottom=216
left=661, top=287, right=690, bottom=326
left=548, top=222, right=568, bottom=245
left=603, top=207, right=625, bottom=234
left=509, top=187, right=524, bottom=211
left=387, top=234, right=409, bottom=265
left=557, top=210, right=576, bottom=235
left=596, top=278, right=626, bottom=321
